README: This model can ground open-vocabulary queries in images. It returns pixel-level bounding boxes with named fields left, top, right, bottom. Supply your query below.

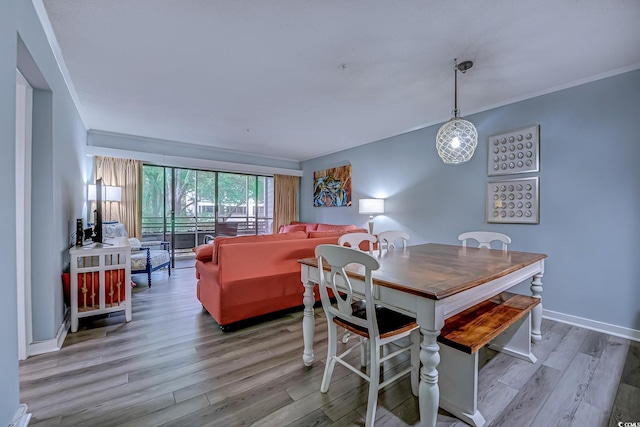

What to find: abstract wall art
left=313, top=165, right=352, bottom=207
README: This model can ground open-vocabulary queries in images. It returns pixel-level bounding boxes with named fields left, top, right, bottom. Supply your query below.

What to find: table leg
left=419, top=328, right=441, bottom=427
left=530, top=272, right=543, bottom=342
left=302, top=281, right=316, bottom=366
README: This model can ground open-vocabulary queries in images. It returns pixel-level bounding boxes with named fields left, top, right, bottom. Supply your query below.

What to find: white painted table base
left=300, top=250, right=544, bottom=427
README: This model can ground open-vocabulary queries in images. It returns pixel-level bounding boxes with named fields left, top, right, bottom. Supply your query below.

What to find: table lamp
left=88, top=184, right=122, bottom=222
left=359, top=198, right=384, bottom=234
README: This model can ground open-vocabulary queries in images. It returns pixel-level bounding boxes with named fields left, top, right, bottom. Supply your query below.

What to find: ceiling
left=42, top=0, right=640, bottom=162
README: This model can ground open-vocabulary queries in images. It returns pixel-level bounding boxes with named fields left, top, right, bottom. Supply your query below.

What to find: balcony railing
left=141, top=216, right=273, bottom=249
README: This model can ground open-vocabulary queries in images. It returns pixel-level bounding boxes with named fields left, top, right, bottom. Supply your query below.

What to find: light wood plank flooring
left=20, top=267, right=639, bottom=426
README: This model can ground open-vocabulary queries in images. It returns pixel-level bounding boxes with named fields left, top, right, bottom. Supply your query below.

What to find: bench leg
left=488, top=313, right=536, bottom=363
left=438, top=344, right=486, bottom=427
left=147, top=270, right=152, bottom=287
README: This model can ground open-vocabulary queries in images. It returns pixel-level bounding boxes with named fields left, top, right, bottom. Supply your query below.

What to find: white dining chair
left=338, top=232, right=377, bottom=254
left=316, top=244, right=419, bottom=427
left=377, top=230, right=410, bottom=256
left=458, top=231, right=511, bottom=252
left=337, top=232, right=377, bottom=344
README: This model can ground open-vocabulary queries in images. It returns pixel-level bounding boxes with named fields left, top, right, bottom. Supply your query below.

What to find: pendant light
left=436, top=59, right=478, bottom=164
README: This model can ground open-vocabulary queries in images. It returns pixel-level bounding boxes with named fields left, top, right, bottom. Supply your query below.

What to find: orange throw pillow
left=316, top=223, right=359, bottom=232
left=278, top=224, right=307, bottom=234
left=291, top=221, right=319, bottom=232
left=194, top=244, right=214, bottom=262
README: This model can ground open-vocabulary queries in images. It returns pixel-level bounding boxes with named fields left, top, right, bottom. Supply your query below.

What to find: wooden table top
left=299, top=243, right=547, bottom=300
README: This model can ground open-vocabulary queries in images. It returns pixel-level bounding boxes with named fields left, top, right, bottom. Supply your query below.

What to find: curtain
left=94, top=156, right=143, bottom=238
left=272, top=174, right=299, bottom=233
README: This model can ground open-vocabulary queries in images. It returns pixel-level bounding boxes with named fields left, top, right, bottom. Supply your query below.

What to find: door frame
left=16, top=69, right=33, bottom=360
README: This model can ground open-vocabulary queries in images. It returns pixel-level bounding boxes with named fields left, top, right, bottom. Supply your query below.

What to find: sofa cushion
left=308, top=228, right=375, bottom=251
left=102, top=222, right=129, bottom=239
left=128, top=237, right=143, bottom=249
left=316, top=223, right=359, bottom=232
left=291, top=221, right=319, bottom=232
left=213, top=231, right=308, bottom=264
left=308, top=228, right=368, bottom=239
left=130, top=250, right=170, bottom=271
left=278, top=224, right=307, bottom=234
left=308, top=231, right=346, bottom=239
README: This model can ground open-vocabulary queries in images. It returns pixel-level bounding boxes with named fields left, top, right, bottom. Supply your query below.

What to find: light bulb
left=450, top=136, right=460, bottom=148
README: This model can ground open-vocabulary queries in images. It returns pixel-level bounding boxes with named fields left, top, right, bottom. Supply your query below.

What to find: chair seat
left=131, top=250, right=170, bottom=271
left=334, top=300, right=417, bottom=339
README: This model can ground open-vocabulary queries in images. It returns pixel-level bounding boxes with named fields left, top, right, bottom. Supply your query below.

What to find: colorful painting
left=313, top=165, right=352, bottom=207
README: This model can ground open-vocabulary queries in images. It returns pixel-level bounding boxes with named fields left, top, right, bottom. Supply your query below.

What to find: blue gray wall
left=1, top=1, right=88, bottom=423
left=17, top=0, right=88, bottom=341
left=301, top=69, right=640, bottom=332
left=0, top=1, right=19, bottom=423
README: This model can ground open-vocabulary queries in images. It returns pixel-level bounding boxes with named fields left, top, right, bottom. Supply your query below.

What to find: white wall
left=301, top=69, right=640, bottom=334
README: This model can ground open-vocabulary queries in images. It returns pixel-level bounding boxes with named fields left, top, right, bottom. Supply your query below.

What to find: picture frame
left=487, top=177, right=539, bottom=224
left=313, top=165, right=352, bottom=207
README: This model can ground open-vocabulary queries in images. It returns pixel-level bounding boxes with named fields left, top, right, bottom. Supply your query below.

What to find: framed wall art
left=487, top=177, right=539, bottom=224
left=488, top=125, right=539, bottom=176
left=313, top=165, right=352, bottom=207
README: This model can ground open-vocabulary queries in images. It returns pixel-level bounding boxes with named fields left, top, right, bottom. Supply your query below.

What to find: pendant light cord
left=453, top=58, right=458, bottom=118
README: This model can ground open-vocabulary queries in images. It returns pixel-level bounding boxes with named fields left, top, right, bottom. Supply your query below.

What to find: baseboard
left=9, top=404, right=31, bottom=427
left=543, top=309, right=640, bottom=342
left=28, top=311, right=70, bottom=357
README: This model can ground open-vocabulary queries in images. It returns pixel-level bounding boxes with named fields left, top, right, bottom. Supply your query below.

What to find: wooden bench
left=437, top=292, right=540, bottom=427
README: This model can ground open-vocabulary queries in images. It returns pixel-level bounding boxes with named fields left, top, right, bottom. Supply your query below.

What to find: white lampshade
left=88, top=184, right=122, bottom=202
left=105, top=186, right=122, bottom=202
left=359, top=198, right=384, bottom=215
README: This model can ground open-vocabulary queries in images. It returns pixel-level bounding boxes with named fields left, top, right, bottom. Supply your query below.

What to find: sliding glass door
left=142, top=165, right=273, bottom=262
left=195, top=170, right=216, bottom=244
left=217, top=173, right=274, bottom=236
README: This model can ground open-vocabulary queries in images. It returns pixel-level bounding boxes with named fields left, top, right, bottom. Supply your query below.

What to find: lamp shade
left=436, top=117, right=478, bottom=164
left=105, top=186, right=122, bottom=202
left=88, top=184, right=122, bottom=202
left=359, top=198, right=385, bottom=215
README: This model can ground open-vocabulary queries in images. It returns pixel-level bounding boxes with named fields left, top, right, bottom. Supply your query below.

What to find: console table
left=68, top=241, right=132, bottom=332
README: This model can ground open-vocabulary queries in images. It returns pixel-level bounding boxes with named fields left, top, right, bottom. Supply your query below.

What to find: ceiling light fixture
left=436, top=59, right=478, bottom=164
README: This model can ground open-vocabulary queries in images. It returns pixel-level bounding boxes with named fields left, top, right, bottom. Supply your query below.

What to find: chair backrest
left=377, top=230, right=410, bottom=255
left=316, top=244, right=381, bottom=337
left=458, top=231, right=511, bottom=252
left=338, top=232, right=377, bottom=254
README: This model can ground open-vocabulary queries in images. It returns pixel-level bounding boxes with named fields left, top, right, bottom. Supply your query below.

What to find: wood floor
left=20, top=267, right=639, bottom=427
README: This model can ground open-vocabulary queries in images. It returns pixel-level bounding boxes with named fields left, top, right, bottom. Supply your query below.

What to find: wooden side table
left=68, top=241, right=132, bottom=332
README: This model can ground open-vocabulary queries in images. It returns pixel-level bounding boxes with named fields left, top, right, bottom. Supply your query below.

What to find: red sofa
left=194, top=222, right=365, bottom=330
